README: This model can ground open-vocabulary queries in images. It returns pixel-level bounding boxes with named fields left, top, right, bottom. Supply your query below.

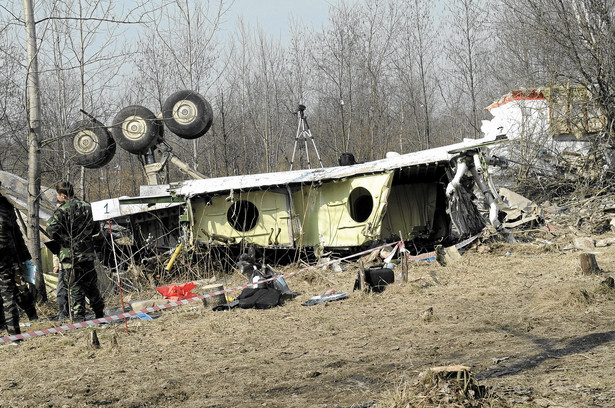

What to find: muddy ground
left=2, top=232, right=615, bottom=408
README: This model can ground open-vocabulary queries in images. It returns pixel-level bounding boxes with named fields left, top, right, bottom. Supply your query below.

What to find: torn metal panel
left=84, top=134, right=508, bottom=279
left=498, top=187, right=542, bottom=228
left=0, top=170, right=56, bottom=224
left=481, top=86, right=611, bottom=180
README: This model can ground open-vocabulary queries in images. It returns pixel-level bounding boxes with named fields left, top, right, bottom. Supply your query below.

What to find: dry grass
left=2, top=236, right=615, bottom=407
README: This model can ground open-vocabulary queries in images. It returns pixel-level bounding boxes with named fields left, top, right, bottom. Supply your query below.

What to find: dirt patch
left=2, top=238, right=615, bottom=407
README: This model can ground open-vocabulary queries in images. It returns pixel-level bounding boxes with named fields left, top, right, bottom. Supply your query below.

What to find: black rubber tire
left=111, top=105, right=162, bottom=154
left=162, top=90, right=213, bottom=139
left=67, top=119, right=116, bottom=169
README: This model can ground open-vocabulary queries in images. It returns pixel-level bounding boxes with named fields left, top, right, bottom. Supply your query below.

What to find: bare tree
left=133, top=0, right=229, bottom=175
left=443, top=0, right=492, bottom=139
left=23, top=0, right=45, bottom=298
left=38, top=0, right=141, bottom=200
left=221, top=18, right=294, bottom=173
left=308, top=2, right=361, bottom=156
left=0, top=34, right=29, bottom=173
left=394, top=0, right=439, bottom=150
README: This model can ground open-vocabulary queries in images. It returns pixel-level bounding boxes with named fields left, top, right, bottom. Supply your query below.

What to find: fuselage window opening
left=227, top=200, right=260, bottom=232
left=349, top=187, right=373, bottom=223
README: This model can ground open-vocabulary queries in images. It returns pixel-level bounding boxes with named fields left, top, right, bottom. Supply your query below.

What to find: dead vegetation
left=2, top=217, right=615, bottom=407
left=4, top=180, right=615, bottom=407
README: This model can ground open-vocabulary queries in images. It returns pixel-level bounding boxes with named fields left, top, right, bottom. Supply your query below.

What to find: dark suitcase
left=364, top=266, right=395, bottom=293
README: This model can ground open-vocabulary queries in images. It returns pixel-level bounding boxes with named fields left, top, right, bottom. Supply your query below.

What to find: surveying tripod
left=289, top=104, right=324, bottom=171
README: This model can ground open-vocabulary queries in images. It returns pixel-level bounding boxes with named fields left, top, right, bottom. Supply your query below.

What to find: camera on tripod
left=295, top=104, right=307, bottom=118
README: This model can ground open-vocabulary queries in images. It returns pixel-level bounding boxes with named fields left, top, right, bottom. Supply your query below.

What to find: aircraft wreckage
left=18, top=90, right=511, bottom=277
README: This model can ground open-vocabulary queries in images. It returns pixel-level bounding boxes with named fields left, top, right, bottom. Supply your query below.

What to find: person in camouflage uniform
left=0, top=191, right=34, bottom=336
left=47, top=181, right=104, bottom=322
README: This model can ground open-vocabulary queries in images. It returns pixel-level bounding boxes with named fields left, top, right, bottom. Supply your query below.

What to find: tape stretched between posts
left=1, top=241, right=400, bottom=344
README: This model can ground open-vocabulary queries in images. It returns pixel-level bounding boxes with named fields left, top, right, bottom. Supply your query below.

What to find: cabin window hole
left=227, top=200, right=259, bottom=232
left=349, top=187, right=373, bottom=223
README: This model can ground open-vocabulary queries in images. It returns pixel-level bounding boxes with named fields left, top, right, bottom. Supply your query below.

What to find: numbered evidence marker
left=91, top=198, right=121, bottom=221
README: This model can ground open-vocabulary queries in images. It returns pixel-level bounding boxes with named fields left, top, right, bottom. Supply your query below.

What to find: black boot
left=26, top=308, right=39, bottom=322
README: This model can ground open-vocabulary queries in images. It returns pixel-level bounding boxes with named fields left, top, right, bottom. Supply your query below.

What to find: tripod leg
left=289, top=113, right=302, bottom=171
left=290, top=136, right=299, bottom=171
left=307, top=129, right=324, bottom=168
left=303, top=126, right=311, bottom=169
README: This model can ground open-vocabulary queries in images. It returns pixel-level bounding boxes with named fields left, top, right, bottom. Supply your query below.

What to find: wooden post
left=580, top=253, right=600, bottom=275
left=89, top=329, right=101, bottom=349
left=399, top=231, right=408, bottom=283
left=357, top=260, right=365, bottom=291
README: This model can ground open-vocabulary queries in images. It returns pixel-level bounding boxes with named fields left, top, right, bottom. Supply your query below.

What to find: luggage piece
left=364, top=267, right=394, bottom=293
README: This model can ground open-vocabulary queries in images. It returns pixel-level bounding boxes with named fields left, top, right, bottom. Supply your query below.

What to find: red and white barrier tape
left=0, top=234, right=481, bottom=344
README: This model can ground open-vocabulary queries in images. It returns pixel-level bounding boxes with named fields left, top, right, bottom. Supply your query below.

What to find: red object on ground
left=157, top=282, right=197, bottom=301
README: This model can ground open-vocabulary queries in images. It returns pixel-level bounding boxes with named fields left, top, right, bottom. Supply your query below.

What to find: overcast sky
left=226, top=0, right=339, bottom=43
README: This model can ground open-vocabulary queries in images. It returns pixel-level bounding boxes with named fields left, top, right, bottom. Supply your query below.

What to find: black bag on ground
left=238, top=287, right=282, bottom=309
left=364, top=265, right=395, bottom=293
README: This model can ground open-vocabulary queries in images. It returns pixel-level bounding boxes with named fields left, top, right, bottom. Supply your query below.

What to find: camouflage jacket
left=47, top=197, right=99, bottom=265
left=0, top=195, right=31, bottom=264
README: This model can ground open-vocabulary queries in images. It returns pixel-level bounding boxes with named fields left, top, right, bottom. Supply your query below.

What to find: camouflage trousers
left=63, top=260, right=105, bottom=322
left=0, top=260, right=20, bottom=336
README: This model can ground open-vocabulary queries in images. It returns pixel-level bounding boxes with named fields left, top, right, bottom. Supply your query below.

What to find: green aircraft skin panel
left=190, top=189, right=293, bottom=247
left=187, top=172, right=444, bottom=249
left=188, top=173, right=397, bottom=248
left=291, top=172, right=394, bottom=247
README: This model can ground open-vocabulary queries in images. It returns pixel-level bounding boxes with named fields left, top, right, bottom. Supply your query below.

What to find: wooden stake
left=89, top=330, right=100, bottom=349
left=398, top=232, right=408, bottom=284
left=357, top=260, right=365, bottom=291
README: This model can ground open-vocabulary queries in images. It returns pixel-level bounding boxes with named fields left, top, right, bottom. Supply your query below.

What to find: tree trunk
left=580, top=253, right=600, bottom=275
left=23, top=0, right=46, bottom=301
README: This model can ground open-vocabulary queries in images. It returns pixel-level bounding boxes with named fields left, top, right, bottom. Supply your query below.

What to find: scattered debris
left=435, top=244, right=462, bottom=266
left=301, top=290, right=349, bottom=306
left=601, top=276, right=615, bottom=289
left=492, top=356, right=510, bottom=365
left=418, top=307, right=434, bottom=322
left=573, top=237, right=595, bottom=251
left=128, top=299, right=169, bottom=310
left=157, top=282, right=197, bottom=301
left=498, top=187, right=543, bottom=229
left=409, top=365, right=499, bottom=407
left=200, top=284, right=227, bottom=309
